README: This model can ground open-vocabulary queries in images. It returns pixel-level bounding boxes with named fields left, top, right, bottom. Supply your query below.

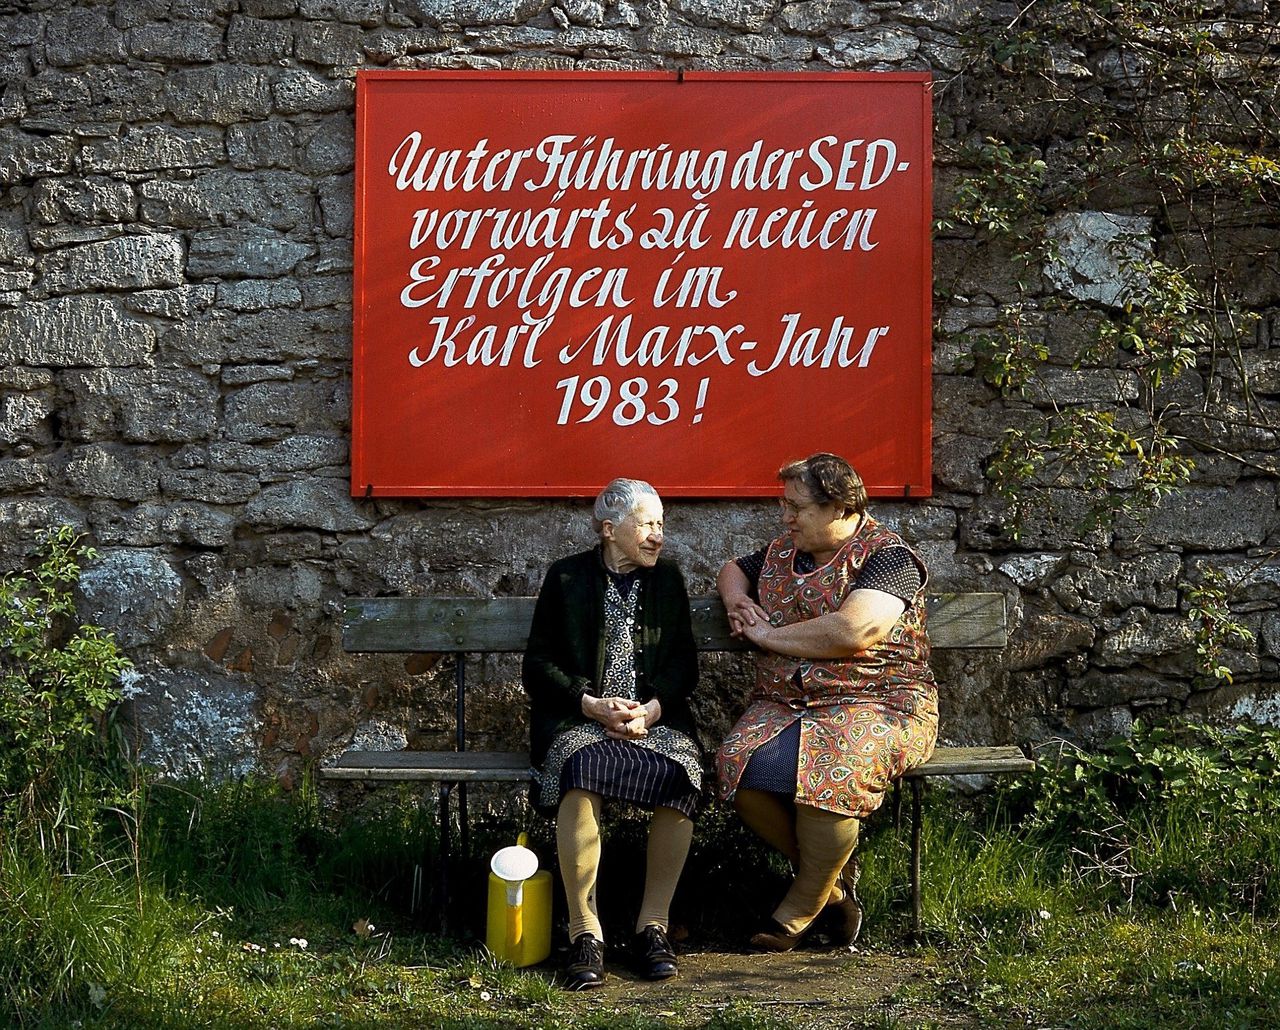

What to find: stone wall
left=1, top=0, right=1276, bottom=781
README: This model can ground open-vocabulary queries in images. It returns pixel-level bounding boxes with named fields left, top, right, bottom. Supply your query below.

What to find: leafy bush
left=0, top=526, right=133, bottom=854
left=1008, top=720, right=1280, bottom=913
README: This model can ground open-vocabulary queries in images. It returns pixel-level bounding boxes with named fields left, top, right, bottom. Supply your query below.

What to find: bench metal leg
left=436, top=782, right=453, bottom=933
left=893, top=779, right=902, bottom=832
left=909, top=777, right=923, bottom=941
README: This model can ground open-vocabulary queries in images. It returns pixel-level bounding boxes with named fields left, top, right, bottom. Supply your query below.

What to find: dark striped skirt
left=562, top=739, right=700, bottom=817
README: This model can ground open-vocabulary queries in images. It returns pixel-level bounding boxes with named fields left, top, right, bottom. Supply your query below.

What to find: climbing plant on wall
left=934, top=0, right=1279, bottom=679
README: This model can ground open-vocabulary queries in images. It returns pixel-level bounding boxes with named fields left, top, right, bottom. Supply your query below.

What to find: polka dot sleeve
left=854, top=546, right=922, bottom=603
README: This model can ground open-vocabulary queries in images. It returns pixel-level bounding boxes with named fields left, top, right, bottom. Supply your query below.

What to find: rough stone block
left=819, top=27, right=921, bottom=65
left=161, top=468, right=261, bottom=504
left=1070, top=705, right=1134, bottom=744
left=1044, top=212, right=1154, bottom=307
left=299, top=0, right=385, bottom=24
left=227, top=15, right=296, bottom=63
left=1063, top=669, right=1191, bottom=707
left=140, top=171, right=314, bottom=231
left=128, top=666, right=260, bottom=778
left=75, top=66, right=169, bottom=121
left=670, top=0, right=778, bottom=31
left=81, top=125, right=223, bottom=173
left=298, top=115, right=354, bottom=175
left=0, top=392, right=53, bottom=445
left=32, top=177, right=137, bottom=226
left=125, top=286, right=217, bottom=320
left=1008, top=610, right=1095, bottom=671
left=44, top=8, right=127, bottom=66
left=65, top=368, right=219, bottom=442
left=731, top=32, right=814, bottom=60
left=127, top=21, right=225, bottom=62
left=0, top=296, right=155, bottom=367
left=1024, top=367, right=1141, bottom=406
left=0, top=458, right=52, bottom=491
left=1096, top=612, right=1194, bottom=667
left=271, top=70, right=353, bottom=114
left=1119, top=482, right=1277, bottom=551
left=187, top=227, right=315, bottom=279
left=41, top=232, right=185, bottom=294
left=208, top=434, right=349, bottom=475
left=932, top=433, right=994, bottom=493
left=220, top=364, right=296, bottom=384
left=1186, top=680, right=1280, bottom=728
left=243, top=0, right=300, bottom=15
left=217, top=279, right=304, bottom=312
left=92, top=500, right=237, bottom=548
left=318, top=174, right=354, bottom=237
left=1063, top=552, right=1182, bottom=612
left=0, top=130, right=76, bottom=184
left=638, top=25, right=724, bottom=57
left=159, top=306, right=347, bottom=364
left=166, top=66, right=273, bottom=125
left=1184, top=554, right=1280, bottom=604
left=223, top=380, right=347, bottom=441
left=998, top=553, right=1066, bottom=589
left=0, top=499, right=88, bottom=569
left=779, top=0, right=875, bottom=33
left=64, top=445, right=161, bottom=501
left=227, top=121, right=299, bottom=170
left=76, top=548, right=185, bottom=649
left=556, top=0, right=605, bottom=27
left=402, top=0, right=549, bottom=27
left=245, top=478, right=376, bottom=531
left=296, top=21, right=364, bottom=65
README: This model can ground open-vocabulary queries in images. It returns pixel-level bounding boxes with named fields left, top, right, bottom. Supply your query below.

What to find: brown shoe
left=827, top=855, right=864, bottom=946
left=749, top=919, right=808, bottom=952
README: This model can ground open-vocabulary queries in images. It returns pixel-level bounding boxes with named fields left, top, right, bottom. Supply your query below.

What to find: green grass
left=4, top=722, right=1280, bottom=1029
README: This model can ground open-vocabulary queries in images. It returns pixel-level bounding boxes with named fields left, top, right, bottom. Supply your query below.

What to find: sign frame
left=352, top=70, right=933, bottom=498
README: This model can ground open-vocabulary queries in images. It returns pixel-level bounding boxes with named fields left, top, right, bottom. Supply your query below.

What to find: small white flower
left=211, top=931, right=221, bottom=939
left=1038, top=909, right=1051, bottom=920
left=195, top=947, right=203, bottom=955
left=479, top=991, right=492, bottom=1002
left=367, top=923, right=376, bottom=932
left=273, top=942, right=281, bottom=948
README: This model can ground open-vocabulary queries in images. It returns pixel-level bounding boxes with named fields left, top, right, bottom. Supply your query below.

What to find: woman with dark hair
left=716, top=453, right=936, bottom=950
left=523, top=478, right=701, bottom=989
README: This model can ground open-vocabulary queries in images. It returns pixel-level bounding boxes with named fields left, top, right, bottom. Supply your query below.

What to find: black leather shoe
left=633, top=924, right=678, bottom=981
left=563, top=933, right=606, bottom=991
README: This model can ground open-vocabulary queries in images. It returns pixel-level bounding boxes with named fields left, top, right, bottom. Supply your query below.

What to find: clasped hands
left=581, top=694, right=661, bottom=740
left=725, top=595, right=775, bottom=648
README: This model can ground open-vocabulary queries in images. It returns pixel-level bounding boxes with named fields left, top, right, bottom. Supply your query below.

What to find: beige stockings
left=734, top=789, right=860, bottom=934
left=556, top=789, right=694, bottom=942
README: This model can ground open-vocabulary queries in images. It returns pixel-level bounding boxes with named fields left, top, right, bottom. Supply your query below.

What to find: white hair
left=592, top=478, right=660, bottom=535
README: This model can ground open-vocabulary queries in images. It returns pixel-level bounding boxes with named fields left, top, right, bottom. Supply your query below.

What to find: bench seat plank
left=324, top=750, right=532, bottom=782
left=344, top=593, right=1007, bottom=654
left=904, top=745, right=1034, bottom=777
left=321, top=745, right=1032, bottom=782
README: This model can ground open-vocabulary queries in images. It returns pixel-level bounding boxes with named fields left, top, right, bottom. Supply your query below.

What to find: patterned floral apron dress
left=716, top=516, right=939, bottom=818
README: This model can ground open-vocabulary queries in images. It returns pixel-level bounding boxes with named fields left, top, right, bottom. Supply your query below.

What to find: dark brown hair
left=778, top=453, right=868, bottom=517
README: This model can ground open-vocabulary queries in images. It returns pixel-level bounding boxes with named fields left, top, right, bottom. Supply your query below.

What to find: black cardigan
left=521, top=548, right=700, bottom=768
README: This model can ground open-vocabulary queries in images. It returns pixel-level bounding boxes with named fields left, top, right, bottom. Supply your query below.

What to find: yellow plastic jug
left=485, top=836, right=552, bottom=967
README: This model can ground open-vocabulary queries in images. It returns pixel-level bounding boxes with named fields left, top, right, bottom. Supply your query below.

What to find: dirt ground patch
left=561, top=943, right=981, bottom=1028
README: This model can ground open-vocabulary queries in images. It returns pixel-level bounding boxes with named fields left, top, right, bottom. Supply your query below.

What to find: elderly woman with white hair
left=523, top=478, right=701, bottom=991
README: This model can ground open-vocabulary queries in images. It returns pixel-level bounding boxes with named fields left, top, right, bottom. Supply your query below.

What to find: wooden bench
left=322, top=594, right=1033, bottom=936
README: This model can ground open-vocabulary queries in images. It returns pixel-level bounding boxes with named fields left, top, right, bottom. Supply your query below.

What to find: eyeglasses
left=777, top=498, right=824, bottom=517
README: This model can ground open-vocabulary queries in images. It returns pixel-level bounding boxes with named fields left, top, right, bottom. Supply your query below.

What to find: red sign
left=352, top=72, right=932, bottom=497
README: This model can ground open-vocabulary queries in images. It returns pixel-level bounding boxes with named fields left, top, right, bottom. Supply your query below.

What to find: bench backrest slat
left=343, top=592, right=1006, bottom=653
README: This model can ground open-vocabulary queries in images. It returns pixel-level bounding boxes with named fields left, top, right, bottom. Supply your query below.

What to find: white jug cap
left=490, top=844, right=538, bottom=883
